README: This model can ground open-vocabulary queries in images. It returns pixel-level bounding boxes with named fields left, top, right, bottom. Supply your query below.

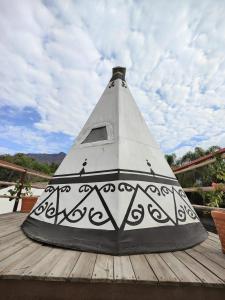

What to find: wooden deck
left=0, top=213, right=225, bottom=300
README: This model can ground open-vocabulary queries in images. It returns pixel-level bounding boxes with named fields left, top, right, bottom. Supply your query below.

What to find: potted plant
left=211, top=210, right=225, bottom=253
left=8, top=181, right=38, bottom=213
left=210, top=183, right=225, bottom=253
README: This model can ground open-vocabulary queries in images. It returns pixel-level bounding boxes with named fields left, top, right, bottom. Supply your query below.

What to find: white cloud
left=0, top=146, right=14, bottom=155
left=0, top=0, right=225, bottom=156
left=0, top=124, right=66, bottom=153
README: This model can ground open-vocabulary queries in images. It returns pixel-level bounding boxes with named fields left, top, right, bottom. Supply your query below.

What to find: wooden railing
left=0, top=180, right=47, bottom=189
left=193, top=204, right=225, bottom=212
left=173, top=148, right=225, bottom=174
left=0, top=160, right=52, bottom=179
left=183, top=185, right=225, bottom=192
left=0, top=160, right=51, bottom=211
left=173, top=149, right=225, bottom=214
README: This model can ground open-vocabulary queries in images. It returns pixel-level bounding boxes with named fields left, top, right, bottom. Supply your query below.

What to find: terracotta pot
left=21, top=196, right=38, bottom=213
left=211, top=210, right=225, bottom=253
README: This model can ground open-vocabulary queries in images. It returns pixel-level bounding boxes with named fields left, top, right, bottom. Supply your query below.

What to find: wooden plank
left=0, top=243, right=39, bottom=274
left=0, top=222, right=25, bottom=235
left=23, top=248, right=64, bottom=278
left=0, top=230, right=21, bottom=245
left=48, top=250, right=80, bottom=279
left=114, top=256, right=136, bottom=281
left=70, top=252, right=97, bottom=280
left=0, top=218, right=24, bottom=231
left=201, top=240, right=221, bottom=252
left=0, top=219, right=25, bottom=228
left=0, top=213, right=26, bottom=220
left=92, top=254, right=113, bottom=281
left=208, top=233, right=220, bottom=241
left=0, top=226, right=23, bottom=239
left=203, top=239, right=220, bottom=250
left=4, top=245, right=52, bottom=277
left=186, top=248, right=225, bottom=282
left=0, top=215, right=26, bottom=224
left=207, top=237, right=221, bottom=247
left=160, top=252, right=201, bottom=283
left=174, top=251, right=223, bottom=285
left=194, top=244, right=225, bottom=269
left=0, top=223, right=22, bottom=234
left=173, top=153, right=225, bottom=174
left=0, top=180, right=46, bottom=189
left=0, top=218, right=24, bottom=226
left=0, top=159, right=52, bottom=179
left=29, top=249, right=63, bottom=277
left=0, top=231, right=26, bottom=251
left=0, top=219, right=24, bottom=228
left=0, top=214, right=25, bottom=223
left=0, top=238, right=32, bottom=262
left=130, top=254, right=157, bottom=282
left=208, top=231, right=219, bottom=239
left=0, top=212, right=27, bottom=217
left=0, top=212, right=16, bottom=218
left=207, top=234, right=220, bottom=243
left=185, top=186, right=225, bottom=193
left=146, top=253, right=179, bottom=283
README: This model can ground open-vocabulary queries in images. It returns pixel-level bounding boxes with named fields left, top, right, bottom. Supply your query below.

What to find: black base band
left=22, top=217, right=207, bottom=255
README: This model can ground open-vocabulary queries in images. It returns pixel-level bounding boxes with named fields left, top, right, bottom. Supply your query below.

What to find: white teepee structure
left=22, top=67, right=207, bottom=255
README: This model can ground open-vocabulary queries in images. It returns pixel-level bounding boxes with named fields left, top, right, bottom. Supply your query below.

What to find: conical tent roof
left=22, top=67, right=207, bottom=255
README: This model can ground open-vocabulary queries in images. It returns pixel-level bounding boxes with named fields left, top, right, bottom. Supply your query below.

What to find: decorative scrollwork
left=177, top=205, right=186, bottom=222
left=33, top=202, right=48, bottom=216
left=32, top=185, right=72, bottom=220
left=161, top=186, right=171, bottom=196
left=45, top=202, right=57, bottom=218
left=32, top=180, right=200, bottom=229
left=145, top=185, right=161, bottom=196
left=88, top=207, right=110, bottom=226
left=126, top=204, right=144, bottom=226
left=65, top=207, right=87, bottom=223
left=177, top=189, right=187, bottom=198
left=148, top=204, right=170, bottom=223
left=184, top=206, right=197, bottom=220
left=79, top=184, right=93, bottom=193
left=99, top=183, right=115, bottom=193
left=59, top=185, right=71, bottom=193
left=45, top=186, right=56, bottom=193
left=118, top=182, right=135, bottom=192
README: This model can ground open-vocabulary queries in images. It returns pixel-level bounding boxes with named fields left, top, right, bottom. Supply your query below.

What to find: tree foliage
left=0, top=153, right=58, bottom=183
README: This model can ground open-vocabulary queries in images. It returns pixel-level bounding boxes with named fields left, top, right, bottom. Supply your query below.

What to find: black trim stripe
left=49, top=172, right=179, bottom=186
left=53, top=168, right=177, bottom=181
left=53, top=169, right=119, bottom=178
left=22, top=217, right=207, bottom=255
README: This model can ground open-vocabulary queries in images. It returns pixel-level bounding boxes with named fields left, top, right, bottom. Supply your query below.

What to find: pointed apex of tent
left=110, top=66, right=126, bottom=81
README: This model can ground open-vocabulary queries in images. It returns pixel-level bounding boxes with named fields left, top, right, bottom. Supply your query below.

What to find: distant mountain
left=27, top=152, right=66, bottom=165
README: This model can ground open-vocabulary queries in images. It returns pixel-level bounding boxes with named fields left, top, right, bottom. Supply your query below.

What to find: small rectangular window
left=82, top=126, right=108, bottom=143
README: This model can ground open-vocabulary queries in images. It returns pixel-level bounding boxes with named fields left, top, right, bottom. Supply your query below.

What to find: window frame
left=77, top=122, right=114, bottom=148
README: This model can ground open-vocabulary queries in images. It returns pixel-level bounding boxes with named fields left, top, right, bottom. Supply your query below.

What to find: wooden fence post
left=13, top=171, right=27, bottom=212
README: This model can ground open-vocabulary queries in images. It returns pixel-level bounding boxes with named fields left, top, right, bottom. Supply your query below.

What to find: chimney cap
left=110, top=66, right=126, bottom=82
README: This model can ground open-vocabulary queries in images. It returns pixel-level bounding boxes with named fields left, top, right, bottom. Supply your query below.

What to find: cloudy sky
left=0, top=0, right=225, bottom=157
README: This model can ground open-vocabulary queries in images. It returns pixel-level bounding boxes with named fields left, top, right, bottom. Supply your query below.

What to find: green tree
left=0, top=153, right=59, bottom=184
left=165, top=153, right=177, bottom=166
